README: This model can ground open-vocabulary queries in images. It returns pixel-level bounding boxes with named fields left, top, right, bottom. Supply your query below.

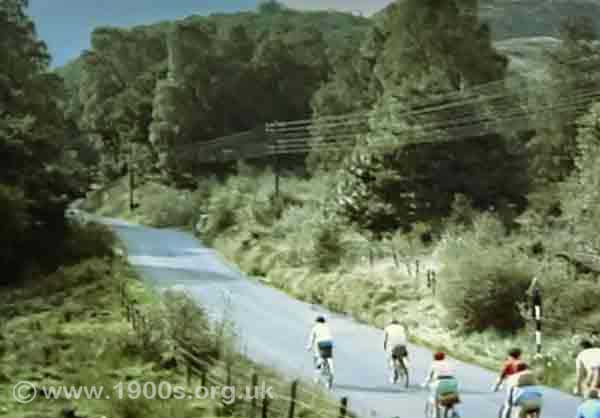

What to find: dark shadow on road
left=334, top=384, right=423, bottom=394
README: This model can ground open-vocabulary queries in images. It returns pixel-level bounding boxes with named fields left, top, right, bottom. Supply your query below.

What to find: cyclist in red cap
left=423, top=351, right=460, bottom=418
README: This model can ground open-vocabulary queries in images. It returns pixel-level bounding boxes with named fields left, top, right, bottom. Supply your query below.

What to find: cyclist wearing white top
left=575, top=340, right=600, bottom=396
left=306, top=316, right=334, bottom=380
left=384, top=319, right=409, bottom=383
left=423, top=352, right=460, bottom=418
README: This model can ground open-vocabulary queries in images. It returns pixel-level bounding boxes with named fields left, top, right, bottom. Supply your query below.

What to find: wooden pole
left=226, top=361, right=232, bottom=387
left=201, top=369, right=207, bottom=388
left=250, top=373, right=259, bottom=418
left=287, top=380, right=298, bottom=418
left=392, top=251, right=400, bottom=269
left=261, top=393, right=270, bottom=418
left=339, top=397, right=348, bottom=418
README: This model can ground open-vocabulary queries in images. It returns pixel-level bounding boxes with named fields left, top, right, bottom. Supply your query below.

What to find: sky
left=27, top=1, right=394, bottom=68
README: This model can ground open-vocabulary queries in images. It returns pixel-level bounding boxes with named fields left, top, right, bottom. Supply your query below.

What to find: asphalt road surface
left=108, top=218, right=581, bottom=418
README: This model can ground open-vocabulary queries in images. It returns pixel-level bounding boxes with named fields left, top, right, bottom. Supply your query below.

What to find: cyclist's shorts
left=318, top=340, right=333, bottom=359
left=512, top=387, right=543, bottom=411
left=438, top=393, right=460, bottom=407
left=391, top=345, right=408, bottom=359
left=432, top=377, right=459, bottom=398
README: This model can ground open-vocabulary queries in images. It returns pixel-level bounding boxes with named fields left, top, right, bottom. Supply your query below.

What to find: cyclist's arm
left=306, top=328, right=315, bottom=351
left=422, top=367, right=434, bottom=386
left=493, top=363, right=509, bottom=391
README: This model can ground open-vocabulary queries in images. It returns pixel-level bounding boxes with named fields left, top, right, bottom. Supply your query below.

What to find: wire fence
left=120, top=282, right=363, bottom=418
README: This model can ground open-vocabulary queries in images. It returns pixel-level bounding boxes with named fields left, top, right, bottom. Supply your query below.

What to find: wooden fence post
left=339, top=397, right=348, bottom=418
left=250, top=373, right=259, bottom=418
left=261, top=392, right=270, bottom=418
left=201, top=369, right=207, bottom=388
left=368, top=248, right=374, bottom=270
left=226, top=361, right=232, bottom=387
left=287, top=380, right=298, bottom=418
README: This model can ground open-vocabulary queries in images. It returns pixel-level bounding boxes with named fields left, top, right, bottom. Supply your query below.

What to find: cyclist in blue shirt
left=576, top=389, right=600, bottom=418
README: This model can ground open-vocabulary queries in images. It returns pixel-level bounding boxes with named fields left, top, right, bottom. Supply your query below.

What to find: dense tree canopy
left=0, top=0, right=84, bottom=279
left=331, top=0, right=530, bottom=234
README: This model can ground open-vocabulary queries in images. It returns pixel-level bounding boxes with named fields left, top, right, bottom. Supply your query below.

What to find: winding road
left=107, top=217, right=580, bottom=418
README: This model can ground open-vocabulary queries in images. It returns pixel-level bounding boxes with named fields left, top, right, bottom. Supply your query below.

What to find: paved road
left=108, top=218, right=581, bottom=418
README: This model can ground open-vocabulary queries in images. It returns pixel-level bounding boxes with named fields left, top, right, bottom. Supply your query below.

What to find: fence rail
left=119, top=283, right=354, bottom=418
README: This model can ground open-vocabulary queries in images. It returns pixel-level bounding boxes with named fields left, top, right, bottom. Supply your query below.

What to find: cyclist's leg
left=501, top=387, right=513, bottom=418
left=401, top=345, right=410, bottom=368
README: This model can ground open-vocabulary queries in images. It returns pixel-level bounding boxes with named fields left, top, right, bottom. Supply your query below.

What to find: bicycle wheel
left=400, top=360, right=409, bottom=388
left=425, top=401, right=432, bottom=418
left=322, top=360, right=333, bottom=390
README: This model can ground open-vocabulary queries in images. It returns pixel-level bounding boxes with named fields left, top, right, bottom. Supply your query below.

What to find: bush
left=438, top=214, right=534, bottom=332
left=145, top=188, right=197, bottom=228
left=313, top=221, right=344, bottom=272
left=61, top=222, right=116, bottom=263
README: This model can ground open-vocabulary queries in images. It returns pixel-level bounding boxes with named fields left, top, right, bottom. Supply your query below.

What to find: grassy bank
left=81, top=175, right=598, bottom=393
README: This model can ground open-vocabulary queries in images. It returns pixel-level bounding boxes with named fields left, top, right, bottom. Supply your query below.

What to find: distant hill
left=373, top=0, right=600, bottom=40
left=480, top=0, right=600, bottom=40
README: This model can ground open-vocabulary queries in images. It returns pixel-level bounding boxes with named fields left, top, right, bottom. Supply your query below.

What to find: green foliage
left=61, top=222, right=117, bottom=263
left=258, top=0, right=286, bottom=14
left=478, top=0, right=600, bottom=40
left=560, top=103, right=600, bottom=257
left=66, top=7, right=370, bottom=182
left=439, top=214, right=534, bottom=331
left=331, top=1, right=530, bottom=235
left=144, top=188, right=199, bottom=228
left=313, top=220, right=344, bottom=272
left=527, top=16, right=600, bottom=186
left=201, top=174, right=259, bottom=242
left=0, top=0, right=87, bottom=280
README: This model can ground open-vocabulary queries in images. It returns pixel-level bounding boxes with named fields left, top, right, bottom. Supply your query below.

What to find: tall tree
left=334, top=0, right=529, bottom=234
left=528, top=15, right=600, bottom=186
left=0, top=0, right=82, bottom=278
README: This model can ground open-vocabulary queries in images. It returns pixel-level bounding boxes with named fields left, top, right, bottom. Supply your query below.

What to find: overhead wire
left=266, top=88, right=600, bottom=155
left=173, top=53, right=600, bottom=159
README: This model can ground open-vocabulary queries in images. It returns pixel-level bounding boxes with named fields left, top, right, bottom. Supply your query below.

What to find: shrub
left=201, top=174, right=260, bottom=243
left=313, top=221, right=344, bottom=272
left=61, top=222, right=116, bottom=264
left=145, top=188, right=197, bottom=228
left=438, top=214, right=534, bottom=332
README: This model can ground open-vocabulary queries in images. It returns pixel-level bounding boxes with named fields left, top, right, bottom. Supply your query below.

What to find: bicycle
left=315, top=355, right=334, bottom=390
left=423, top=382, right=460, bottom=418
left=498, top=405, right=540, bottom=418
left=391, top=355, right=409, bottom=388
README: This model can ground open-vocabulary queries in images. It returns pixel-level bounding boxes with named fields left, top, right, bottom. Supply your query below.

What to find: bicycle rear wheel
left=322, top=359, right=333, bottom=390
left=424, top=401, right=432, bottom=418
left=399, top=360, right=409, bottom=388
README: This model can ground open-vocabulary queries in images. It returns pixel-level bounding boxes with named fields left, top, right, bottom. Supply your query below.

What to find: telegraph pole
left=83, top=49, right=138, bottom=212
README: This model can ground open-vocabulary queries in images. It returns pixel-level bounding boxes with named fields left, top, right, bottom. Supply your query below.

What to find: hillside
left=373, top=0, right=600, bottom=40
left=480, top=0, right=600, bottom=40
